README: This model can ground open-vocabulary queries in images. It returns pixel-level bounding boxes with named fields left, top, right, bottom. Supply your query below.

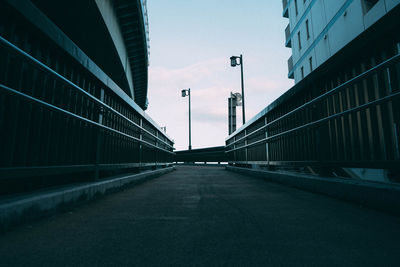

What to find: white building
left=283, top=0, right=400, bottom=83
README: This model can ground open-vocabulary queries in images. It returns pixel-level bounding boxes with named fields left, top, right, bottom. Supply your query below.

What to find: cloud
left=149, top=57, right=226, bottom=87
left=146, top=57, right=293, bottom=150
left=192, top=107, right=226, bottom=124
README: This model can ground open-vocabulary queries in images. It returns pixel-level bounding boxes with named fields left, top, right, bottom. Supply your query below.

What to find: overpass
left=1, top=1, right=400, bottom=265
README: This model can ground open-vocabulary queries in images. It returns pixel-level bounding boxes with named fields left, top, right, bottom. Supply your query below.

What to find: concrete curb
left=0, top=167, right=175, bottom=232
left=226, top=166, right=400, bottom=216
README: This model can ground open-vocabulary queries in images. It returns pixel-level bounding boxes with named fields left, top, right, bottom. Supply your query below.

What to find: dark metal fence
left=226, top=48, right=400, bottom=171
left=175, top=147, right=227, bottom=164
left=0, top=3, right=174, bottom=191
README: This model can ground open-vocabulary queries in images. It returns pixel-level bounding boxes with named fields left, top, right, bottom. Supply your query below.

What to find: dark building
left=20, top=0, right=150, bottom=109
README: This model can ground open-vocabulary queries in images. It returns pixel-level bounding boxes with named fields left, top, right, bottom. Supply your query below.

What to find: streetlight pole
left=230, top=54, right=245, bottom=124
left=181, top=88, right=192, bottom=150
left=188, top=88, right=191, bottom=150
left=239, top=55, right=245, bottom=124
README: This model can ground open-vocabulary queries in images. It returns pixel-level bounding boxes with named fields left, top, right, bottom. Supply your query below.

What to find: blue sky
left=146, top=1, right=294, bottom=150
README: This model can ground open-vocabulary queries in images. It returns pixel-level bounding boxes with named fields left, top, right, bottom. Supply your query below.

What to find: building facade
left=283, top=0, right=400, bottom=83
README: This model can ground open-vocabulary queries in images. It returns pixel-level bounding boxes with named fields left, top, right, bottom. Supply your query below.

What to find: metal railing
left=175, top=146, right=227, bottom=164
left=226, top=51, right=400, bottom=171
left=0, top=5, right=174, bottom=192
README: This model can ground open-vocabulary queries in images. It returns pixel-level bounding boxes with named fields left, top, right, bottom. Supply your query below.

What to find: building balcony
left=282, top=0, right=289, bottom=18
left=288, top=56, right=294, bottom=79
left=285, top=23, right=291, bottom=48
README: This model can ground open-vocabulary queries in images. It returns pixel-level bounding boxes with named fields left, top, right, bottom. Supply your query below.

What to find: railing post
left=95, top=88, right=105, bottom=180
left=233, top=136, right=236, bottom=163
left=155, top=130, right=158, bottom=168
left=265, top=116, right=269, bottom=166
left=139, top=117, right=143, bottom=171
left=245, top=129, right=248, bottom=164
left=394, top=43, right=400, bottom=160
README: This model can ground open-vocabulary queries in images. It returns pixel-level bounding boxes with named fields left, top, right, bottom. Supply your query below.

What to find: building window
left=301, top=67, right=304, bottom=79
left=295, top=0, right=298, bottom=15
left=298, top=31, right=302, bottom=50
left=309, top=57, right=313, bottom=71
left=362, top=0, right=379, bottom=14
left=306, top=19, right=310, bottom=40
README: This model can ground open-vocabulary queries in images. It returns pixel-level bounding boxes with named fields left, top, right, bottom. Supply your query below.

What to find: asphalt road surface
left=1, top=166, right=399, bottom=266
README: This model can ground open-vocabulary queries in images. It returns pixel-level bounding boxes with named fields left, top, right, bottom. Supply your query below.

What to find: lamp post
left=181, top=88, right=192, bottom=150
left=230, top=54, right=245, bottom=124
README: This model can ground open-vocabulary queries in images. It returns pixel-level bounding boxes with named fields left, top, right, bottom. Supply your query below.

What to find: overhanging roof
left=114, top=0, right=149, bottom=110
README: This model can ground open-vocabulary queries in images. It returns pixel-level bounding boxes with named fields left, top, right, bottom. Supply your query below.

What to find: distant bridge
left=174, top=146, right=227, bottom=164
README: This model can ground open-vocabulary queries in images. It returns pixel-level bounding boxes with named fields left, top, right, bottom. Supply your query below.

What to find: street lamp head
left=230, top=56, right=237, bottom=67
left=230, top=54, right=245, bottom=124
left=182, top=88, right=190, bottom=97
left=181, top=88, right=192, bottom=150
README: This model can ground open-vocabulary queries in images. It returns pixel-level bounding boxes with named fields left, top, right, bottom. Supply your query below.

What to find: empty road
left=0, top=166, right=399, bottom=266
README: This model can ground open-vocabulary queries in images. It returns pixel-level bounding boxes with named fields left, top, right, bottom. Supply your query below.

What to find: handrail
left=0, top=35, right=174, bottom=150
left=0, top=84, right=175, bottom=155
left=226, top=52, right=400, bottom=148
left=226, top=90, right=400, bottom=152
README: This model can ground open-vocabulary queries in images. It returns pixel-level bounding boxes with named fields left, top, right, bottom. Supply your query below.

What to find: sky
left=145, top=0, right=294, bottom=151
